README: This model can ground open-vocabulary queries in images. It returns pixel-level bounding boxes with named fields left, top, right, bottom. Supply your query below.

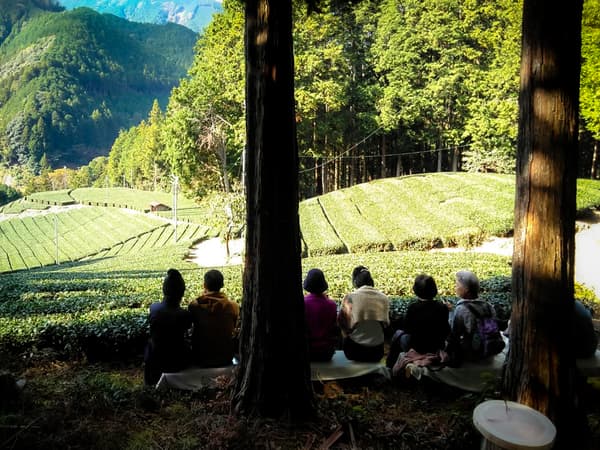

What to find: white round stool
left=473, top=400, right=556, bottom=450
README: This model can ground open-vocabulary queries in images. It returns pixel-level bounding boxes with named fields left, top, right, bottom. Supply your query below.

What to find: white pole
left=54, top=214, right=59, bottom=265
left=172, top=174, right=179, bottom=243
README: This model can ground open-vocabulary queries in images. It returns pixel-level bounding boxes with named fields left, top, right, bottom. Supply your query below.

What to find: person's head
left=455, top=270, right=479, bottom=299
left=352, top=265, right=374, bottom=288
left=303, top=268, right=328, bottom=294
left=204, top=269, right=224, bottom=292
left=163, top=268, right=185, bottom=303
left=413, top=274, right=438, bottom=300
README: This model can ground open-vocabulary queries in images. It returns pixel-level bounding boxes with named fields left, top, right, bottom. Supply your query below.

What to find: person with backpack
left=447, top=270, right=505, bottom=365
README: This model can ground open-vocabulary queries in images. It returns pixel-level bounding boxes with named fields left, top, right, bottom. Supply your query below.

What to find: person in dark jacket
left=447, top=270, right=504, bottom=364
left=188, top=270, right=240, bottom=367
left=573, top=300, right=598, bottom=358
left=144, top=268, right=192, bottom=385
left=387, top=274, right=450, bottom=367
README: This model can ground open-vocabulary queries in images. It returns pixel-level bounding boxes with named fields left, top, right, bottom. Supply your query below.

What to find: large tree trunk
left=232, top=0, right=313, bottom=419
left=503, top=0, right=583, bottom=447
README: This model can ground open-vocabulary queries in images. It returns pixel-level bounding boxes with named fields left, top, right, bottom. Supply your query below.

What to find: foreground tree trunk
left=503, top=0, right=583, bottom=447
left=231, top=0, right=313, bottom=418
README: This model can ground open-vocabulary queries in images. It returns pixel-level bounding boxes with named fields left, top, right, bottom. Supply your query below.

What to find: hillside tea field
left=0, top=206, right=209, bottom=272
left=1, top=173, right=599, bottom=362
left=0, top=243, right=518, bottom=362
left=299, top=173, right=600, bottom=256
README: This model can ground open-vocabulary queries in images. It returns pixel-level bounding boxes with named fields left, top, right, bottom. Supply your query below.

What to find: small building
left=149, top=201, right=171, bottom=212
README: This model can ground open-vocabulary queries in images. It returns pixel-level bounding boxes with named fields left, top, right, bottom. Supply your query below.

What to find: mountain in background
left=57, top=0, right=222, bottom=32
left=0, top=0, right=197, bottom=167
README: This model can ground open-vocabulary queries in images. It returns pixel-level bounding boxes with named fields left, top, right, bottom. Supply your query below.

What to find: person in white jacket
left=338, top=266, right=390, bottom=362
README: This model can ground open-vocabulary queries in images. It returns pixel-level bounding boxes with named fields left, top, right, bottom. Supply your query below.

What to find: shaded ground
left=2, top=349, right=600, bottom=449
left=0, top=356, right=487, bottom=450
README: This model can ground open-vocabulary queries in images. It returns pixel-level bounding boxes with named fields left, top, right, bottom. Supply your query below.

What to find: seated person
left=188, top=269, right=240, bottom=367
left=303, top=268, right=339, bottom=362
left=338, top=266, right=390, bottom=362
left=503, top=300, right=597, bottom=359
left=447, top=270, right=504, bottom=365
left=573, top=300, right=597, bottom=358
left=144, top=268, right=192, bottom=385
left=387, top=274, right=450, bottom=367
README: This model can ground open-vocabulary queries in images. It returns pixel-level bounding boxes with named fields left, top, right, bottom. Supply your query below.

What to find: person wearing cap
left=303, top=268, right=339, bottom=362
left=386, top=274, right=450, bottom=368
left=188, top=269, right=240, bottom=367
left=338, top=266, right=390, bottom=362
left=144, top=268, right=192, bottom=385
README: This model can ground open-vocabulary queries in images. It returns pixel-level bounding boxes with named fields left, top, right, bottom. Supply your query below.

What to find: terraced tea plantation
left=1, top=173, right=599, bottom=362
left=0, top=206, right=209, bottom=272
left=299, top=173, right=600, bottom=256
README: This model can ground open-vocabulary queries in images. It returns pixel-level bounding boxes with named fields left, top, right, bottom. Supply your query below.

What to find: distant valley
left=57, top=0, right=222, bottom=32
left=0, top=0, right=197, bottom=168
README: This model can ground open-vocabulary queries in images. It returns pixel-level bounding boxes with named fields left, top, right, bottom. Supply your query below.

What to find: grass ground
left=2, top=347, right=600, bottom=450
left=0, top=354, right=482, bottom=450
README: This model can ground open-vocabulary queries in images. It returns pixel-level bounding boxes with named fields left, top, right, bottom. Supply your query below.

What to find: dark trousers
left=310, top=348, right=335, bottom=362
left=342, top=337, right=384, bottom=362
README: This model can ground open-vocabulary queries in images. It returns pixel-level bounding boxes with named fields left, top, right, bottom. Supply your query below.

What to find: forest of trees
left=0, top=1, right=197, bottom=177
left=90, top=0, right=600, bottom=201
left=3, top=0, right=599, bottom=201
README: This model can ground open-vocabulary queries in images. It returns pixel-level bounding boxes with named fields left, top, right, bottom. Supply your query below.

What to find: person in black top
left=143, top=268, right=192, bottom=385
left=387, top=274, right=450, bottom=367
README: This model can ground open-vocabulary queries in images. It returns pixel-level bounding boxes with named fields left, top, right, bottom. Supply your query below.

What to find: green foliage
left=302, top=173, right=507, bottom=255
left=0, top=5, right=197, bottom=168
left=299, top=197, right=347, bottom=256
left=577, top=178, right=600, bottom=209
left=581, top=0, right=600, bottom=141
left=161, top=0, right=245, bottom=196
left=0, top=183, right=20, bottom=206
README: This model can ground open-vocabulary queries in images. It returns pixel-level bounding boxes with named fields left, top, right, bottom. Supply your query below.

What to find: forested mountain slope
left=57, top=0, right=222, bottom=32
left=0, top=1, right=197, bottom=167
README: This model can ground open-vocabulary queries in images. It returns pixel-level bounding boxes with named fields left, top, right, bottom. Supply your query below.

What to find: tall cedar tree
left=231, top=0, right=314, bottom=418
left=504, top=0, right=584, bottom=447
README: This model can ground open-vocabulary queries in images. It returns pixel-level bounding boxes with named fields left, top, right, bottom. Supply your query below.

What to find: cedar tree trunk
left=231, top=0, right=313, bottom=419
left=503, top=0, right=583, bottom=447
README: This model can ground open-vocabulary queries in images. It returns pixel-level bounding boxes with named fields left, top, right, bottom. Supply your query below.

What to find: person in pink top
left=303, top=268, right=340, bottom=361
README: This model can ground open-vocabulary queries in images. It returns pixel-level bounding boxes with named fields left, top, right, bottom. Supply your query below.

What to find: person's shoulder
left=187, top=298, right=201, bottom=310
left=227, top=298, right=240, bottom=314
left=149, top=301, right=161, bottom=311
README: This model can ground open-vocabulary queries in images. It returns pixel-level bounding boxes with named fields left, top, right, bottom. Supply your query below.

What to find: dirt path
left=441, top=212, right=600, bottom=296
left=575, top=217, right=600, bottom=296
left=186, top=237, right=244, bottom=267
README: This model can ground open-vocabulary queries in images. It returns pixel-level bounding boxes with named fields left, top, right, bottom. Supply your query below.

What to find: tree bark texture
left=232, top=0, right=313, bottom=419
left=503, top=0, right=583, bottom=446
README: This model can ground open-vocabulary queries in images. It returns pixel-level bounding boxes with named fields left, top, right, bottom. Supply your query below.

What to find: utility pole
left=54, top=214, right=59, bottom=265
left=171, top=174, right=179, bottom=243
